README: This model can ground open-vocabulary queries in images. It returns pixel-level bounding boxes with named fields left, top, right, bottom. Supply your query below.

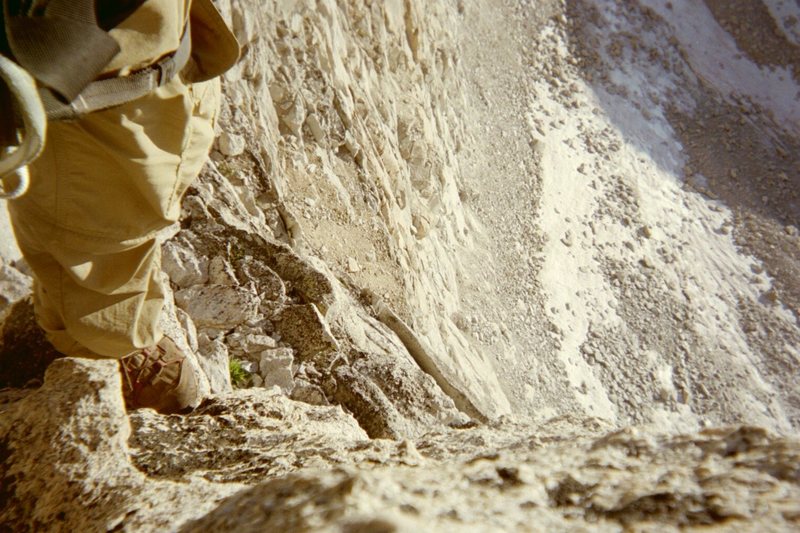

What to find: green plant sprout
left=229, top=358, right=249, bottom=388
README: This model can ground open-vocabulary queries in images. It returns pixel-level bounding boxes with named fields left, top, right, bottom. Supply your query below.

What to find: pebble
left=561, top=230, right=574, bottom=247
left=347, top=257, right=362, bottom=273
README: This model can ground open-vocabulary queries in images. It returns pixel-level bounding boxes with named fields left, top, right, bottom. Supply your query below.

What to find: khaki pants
left=8, top=77, right=219, bottom=359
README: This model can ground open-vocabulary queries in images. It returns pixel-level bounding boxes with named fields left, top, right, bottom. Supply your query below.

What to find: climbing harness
left=40, top=27, right=192, bottom=121
left=0, top=0, right=191, bottom=198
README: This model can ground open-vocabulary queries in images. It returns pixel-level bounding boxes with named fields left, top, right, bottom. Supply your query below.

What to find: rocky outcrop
left=0, top=358, right=238, bottom=531
left=2, top=358, right=799, bottom=531
left=182, top=426, right=800, bottom=532
left=2, top=0, right=800, bottom=530
left=162, top=165, right=466, bottom=438
left=202, top=0, right=513, bottom=421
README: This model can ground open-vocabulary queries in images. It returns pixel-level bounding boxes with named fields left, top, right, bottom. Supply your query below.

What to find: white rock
left=281, top=98, right=306, bottom=138
left=347, top=257, right=361, bottom=273
left=248, top=334, right=278, bottom=350
left=198, top=335, right=233, bottom=394
left=226, top=332, right=277, bottom=356
left=218, top=132, right=246, bottom=157
left=259, top=348, right=295, bottom=394
left=175, top=308, right=199, bottom=353
left=239, top=360, right=258, bottom=374
left=162, top=241, right=208, bottom=288
left=232, top=4, right=256, bottom=44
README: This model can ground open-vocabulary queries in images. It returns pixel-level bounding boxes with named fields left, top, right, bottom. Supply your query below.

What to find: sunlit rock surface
left=2, top=0, right=800, bottom=530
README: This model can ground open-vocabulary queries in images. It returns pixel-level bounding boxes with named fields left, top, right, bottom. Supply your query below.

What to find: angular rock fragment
left=226, top=330, right=277, bottom=358
left=235, top=258, right=286, bottom=304
left=218, top=132, right=246, bottom=157
left=259, top=347, right=295, bottom=394
left=175, top=284, right=260, bottom=329
left=162, top=241, right=208, bottom=288
left=291, top=378, right=329, bottom=405
left=208, top=256, right=238, bottom=286
left=198, top=335, right=233, bottom=394
left=273, top=303, right=339, bottom=361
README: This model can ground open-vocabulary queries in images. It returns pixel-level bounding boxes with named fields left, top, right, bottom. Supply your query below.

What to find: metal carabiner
left=0, top=53, right=46, bottom=200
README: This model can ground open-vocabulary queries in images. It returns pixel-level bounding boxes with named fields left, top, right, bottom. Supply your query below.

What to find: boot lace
left=121, top=344, right=184, bottom=398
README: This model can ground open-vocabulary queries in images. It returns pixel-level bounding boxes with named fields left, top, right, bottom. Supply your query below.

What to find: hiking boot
left=120, top=336, right=199, bottom=414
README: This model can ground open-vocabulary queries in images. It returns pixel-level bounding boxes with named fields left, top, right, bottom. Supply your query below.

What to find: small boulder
left=218, top=132, right=246, bottom=157
left=175, top=285, right=260, bottom=329
left=259, top=348, right=295, bottom=394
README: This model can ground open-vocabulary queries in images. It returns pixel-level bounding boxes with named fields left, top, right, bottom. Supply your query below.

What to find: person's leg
left=8, top=76, right=220, bottom=359
left=10, top=230, right=165, bottom=359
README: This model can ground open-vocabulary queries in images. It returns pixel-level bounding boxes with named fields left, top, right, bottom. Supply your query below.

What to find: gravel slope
left=457, top=0, right=800, bottom=433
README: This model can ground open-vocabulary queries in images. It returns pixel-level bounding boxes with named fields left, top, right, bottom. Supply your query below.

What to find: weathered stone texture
left=2, top=0, right=800, bottom=531
left=2, top=360, right=798, bottom=531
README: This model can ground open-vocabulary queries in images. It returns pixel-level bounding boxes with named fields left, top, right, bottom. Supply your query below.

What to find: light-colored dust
left=451, top=0, right=800, bottom=433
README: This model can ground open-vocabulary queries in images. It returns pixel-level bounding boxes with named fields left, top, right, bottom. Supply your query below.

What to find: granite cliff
left=2, top=0, right=799, bottom=530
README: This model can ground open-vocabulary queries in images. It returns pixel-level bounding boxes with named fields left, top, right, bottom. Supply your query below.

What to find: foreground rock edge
left=1, top=357, right=799, bottom=531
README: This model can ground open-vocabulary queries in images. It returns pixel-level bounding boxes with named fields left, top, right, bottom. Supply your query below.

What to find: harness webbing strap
left=4, top=0, right=120, bottom=102
left=42, top=26, right=193, bottom=120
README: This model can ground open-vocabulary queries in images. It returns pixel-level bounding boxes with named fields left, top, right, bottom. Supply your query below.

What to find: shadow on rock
left=0, top=298, right=61, bottom=389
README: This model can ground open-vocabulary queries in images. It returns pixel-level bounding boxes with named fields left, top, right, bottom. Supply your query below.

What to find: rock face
left=2, top=0, right=800, bottom=530
left=1, top=358, right=799, bottom=531
left=0, top=358, right=238, bottom=531
left=203, top=0, right=513, bottom=422
left=182, top=426, right=800, bottom=532
left=148, top=0, right=487, bottom=437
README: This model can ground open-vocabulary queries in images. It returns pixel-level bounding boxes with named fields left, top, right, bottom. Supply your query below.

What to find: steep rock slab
left=206, top=0, right=512, bottom=420
left=170, top=161, right=467, bottom=438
